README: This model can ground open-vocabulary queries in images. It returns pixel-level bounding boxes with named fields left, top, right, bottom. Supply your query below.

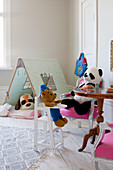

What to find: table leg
left=78, top=99, right=104, bottom=152
left=90, top=134, right=96, bottom=144
left=96, top=99, right=104, bottom=123
left=78, top=125, right=99, bottom=152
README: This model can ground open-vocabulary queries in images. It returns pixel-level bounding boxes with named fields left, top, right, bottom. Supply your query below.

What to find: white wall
left=11, top=0, right=68, bottom=80
left=0, top=69, right=13, bottom=86
left=0, top=0, right=80, bottom=87
left=0, top=0, right=69, bottom=86
left=1, top=0, right=113, bottom=87
left=98, top=0, right=113, bottom=88
left=67, top=0, right=113, bottom=88
left=98, top=0, right=113, bottom=122
left=67, top=0, right=79, bottom=86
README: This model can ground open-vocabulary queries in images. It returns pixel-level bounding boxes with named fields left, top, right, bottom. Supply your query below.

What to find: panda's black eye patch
left=84, top=73, right=88, bottom=77
left=21, top=100, right=26, bottom=105
left=98, top=69, right=103, bottom=77
left=28, top=99, right=33, bottom=102
left=89, top=73, right=95, bottom=80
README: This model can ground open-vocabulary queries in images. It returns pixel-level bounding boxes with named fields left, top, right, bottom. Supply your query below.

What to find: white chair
left=34, top=96, right=66, bottom=154
left=92, top=122, right=113, bottom=170
left=60, top=77, right=99, bottom=130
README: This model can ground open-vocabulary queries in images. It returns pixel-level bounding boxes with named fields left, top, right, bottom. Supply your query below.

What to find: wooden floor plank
left=59, top=135, right=92, bottom=170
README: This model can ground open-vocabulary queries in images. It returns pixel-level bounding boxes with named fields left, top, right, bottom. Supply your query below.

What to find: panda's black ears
left=71, top=91, right=75, bottom=96
left=98, top=69, right=103, bottom=77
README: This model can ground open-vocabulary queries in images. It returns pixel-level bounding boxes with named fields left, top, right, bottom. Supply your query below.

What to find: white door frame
left=79, top=0, right=98, bottom=67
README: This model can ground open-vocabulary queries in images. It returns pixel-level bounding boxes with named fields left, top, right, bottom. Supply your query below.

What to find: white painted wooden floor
left=0, top=117, right=113, bottom=170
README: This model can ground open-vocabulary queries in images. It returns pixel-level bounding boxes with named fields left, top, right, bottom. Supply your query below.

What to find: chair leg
left=49, top=125, right=56, bottom=153
left=89, top=119, right=93, bottom=129
left=59, top=128, right=64, bottom=147
left=43, top=121, right=47, bottom=142
left=78, top=121, right=81, bottom=128
left=34, top=119, right=37, bottom=151
left=34, top=97, right=38, bottom=151
left=48, top=110, right=56, bottom=153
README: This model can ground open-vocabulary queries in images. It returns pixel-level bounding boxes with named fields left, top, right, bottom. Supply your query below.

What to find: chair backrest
left=76, top=77, right=104, bottom=88
left=37, top=95, right=43, bottom=105
left=92, top=123, right=113, bottom=170
left=76, top=77, right=85, bottom=87
left=60, top=77, right=99, bottom=129
left=36, top=95, right=48, bottom=117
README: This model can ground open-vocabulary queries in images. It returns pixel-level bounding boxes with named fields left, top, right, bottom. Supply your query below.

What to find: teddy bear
left=40, top=84, right=68, bottom=127
left=41, top=89, right=61, bottom=107
left=61, top=67, right=103, bottom=115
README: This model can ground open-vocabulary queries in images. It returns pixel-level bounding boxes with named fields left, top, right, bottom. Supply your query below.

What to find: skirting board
left=0, top=86, right=8, bottom=105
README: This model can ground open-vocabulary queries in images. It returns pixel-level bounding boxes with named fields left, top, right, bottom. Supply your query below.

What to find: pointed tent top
left=16, top=58, right=25, bottom=68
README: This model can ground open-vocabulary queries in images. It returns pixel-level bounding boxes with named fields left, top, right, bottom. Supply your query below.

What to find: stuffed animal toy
left=41, top=89, right=61, bottom=107
left=0, top=103, right=12, bottom=116
left=15, top=94, right=34, bottom=110
left=40, top=84, right=68, bottom=127
left=61, top=67, right=103, bottom=115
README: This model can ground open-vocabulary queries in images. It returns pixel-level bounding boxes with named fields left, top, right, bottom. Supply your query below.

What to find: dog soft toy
left=40, top=84, right=68, bottom=127
left=15, top=94, right=34, bottom=110
left=61, top=67, right=103, bottom=115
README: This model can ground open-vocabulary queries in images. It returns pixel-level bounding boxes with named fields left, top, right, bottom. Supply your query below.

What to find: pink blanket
left=8, top=108, right=41, bottom=119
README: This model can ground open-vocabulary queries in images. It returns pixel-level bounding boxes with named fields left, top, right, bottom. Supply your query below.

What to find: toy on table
left=61, top=67, right=103, bottom=115
left=106, top=84, right=113, bottom=93
left=15, top=94, right=34, bottom=110
left=106, top=88, right=113, bottom=93
left=81, top=84, right=94, bottom=91
left=40, top=84, right=68, bottom=127
left=110, top=84, right=113, bottom=88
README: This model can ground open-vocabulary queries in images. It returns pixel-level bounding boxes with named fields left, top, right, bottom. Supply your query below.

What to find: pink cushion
left=65, top=93, right=72, bottom=97
left=79, top=79, right=85, bottom=85
left=109, top=122, right=113, bottom=128
left=99, top=122, right=113, bottom=145
left=95, top=132, right=113, bottom=159
left=60, top=106, right=98, bottom=119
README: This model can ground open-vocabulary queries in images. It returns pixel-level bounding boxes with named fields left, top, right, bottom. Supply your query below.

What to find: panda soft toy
left=61, top=67, right=103, bottom=115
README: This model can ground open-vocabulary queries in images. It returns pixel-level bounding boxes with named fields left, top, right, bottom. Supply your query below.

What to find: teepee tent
left=4, top=58, right=70, bottom=106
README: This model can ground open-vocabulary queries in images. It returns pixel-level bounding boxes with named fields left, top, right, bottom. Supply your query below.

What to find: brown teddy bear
left=41, top=89, right=61, bottom=107
left=40, top=84, right=68, bottom=127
